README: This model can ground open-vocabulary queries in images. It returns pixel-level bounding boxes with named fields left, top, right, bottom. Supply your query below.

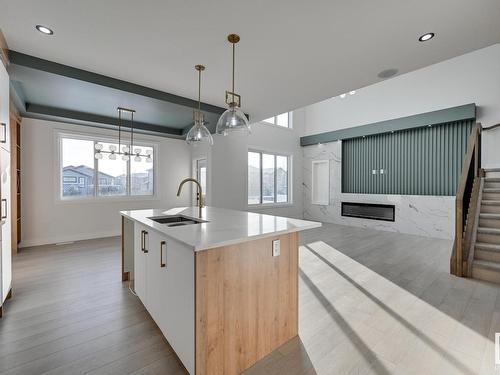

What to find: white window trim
left=261, top=112, right=293, bottom=130
left=246, top=148, right=293, bottom=208
left=311, top=160, right=330, bottom=205
left=54, top=129, right=159, bottom=203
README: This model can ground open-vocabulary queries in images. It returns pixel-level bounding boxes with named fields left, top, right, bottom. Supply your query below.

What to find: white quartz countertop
left=120, top=206, right=321, bottom=251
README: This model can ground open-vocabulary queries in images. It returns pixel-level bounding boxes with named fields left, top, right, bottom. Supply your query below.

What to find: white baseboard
left=19, top=230, right=121, bottom=248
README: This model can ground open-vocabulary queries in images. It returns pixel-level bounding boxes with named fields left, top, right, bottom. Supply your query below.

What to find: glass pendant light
left=186, top=64, right=214, bottom=146
left=216, top=34, right=250, bottom=135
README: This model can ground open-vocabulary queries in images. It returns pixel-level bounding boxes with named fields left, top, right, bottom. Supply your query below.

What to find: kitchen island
left=121, top=206, right=321, bottom=375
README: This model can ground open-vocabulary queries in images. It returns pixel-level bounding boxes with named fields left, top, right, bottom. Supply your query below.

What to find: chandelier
left=94, top=107, right=152, bottom=162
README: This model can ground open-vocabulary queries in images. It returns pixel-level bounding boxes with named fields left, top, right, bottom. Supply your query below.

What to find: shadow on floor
left=243, top=336, right=317, bottom=374
left=300, top=223, right=499, bottom=343
left=303, top=243, right=477, bottom=375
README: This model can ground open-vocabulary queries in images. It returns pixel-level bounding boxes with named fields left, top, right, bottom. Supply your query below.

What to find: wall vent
left=341, top=202, right=395, bottom=222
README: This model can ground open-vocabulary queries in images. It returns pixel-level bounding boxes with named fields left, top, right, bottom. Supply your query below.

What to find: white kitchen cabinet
left=0, top=60, right=11, bottom=315
left=0, top=63, right=9, bottom=153
left=133, top=222, right=195, bottom=374
left=133, top=223, right=148, bottom=305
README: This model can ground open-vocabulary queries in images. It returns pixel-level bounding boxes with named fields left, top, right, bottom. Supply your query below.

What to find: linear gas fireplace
left=341, top=202, right=395, bottom=222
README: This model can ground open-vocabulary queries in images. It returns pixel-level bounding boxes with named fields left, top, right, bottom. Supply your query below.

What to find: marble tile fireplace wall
left=303, top=140, right=454, bottom=239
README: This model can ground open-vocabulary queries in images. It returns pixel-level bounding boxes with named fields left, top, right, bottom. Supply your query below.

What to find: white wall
left=303, top=43, right=500, bottom=168
left=299, top=44, right=500, bottom=239
left=21, top=118, right=192, bottom=247
left=191, top=112, right=305, bottom=219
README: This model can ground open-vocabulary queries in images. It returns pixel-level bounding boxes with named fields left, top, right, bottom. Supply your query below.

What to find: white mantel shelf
left=120, top=206, right=321, bottom=252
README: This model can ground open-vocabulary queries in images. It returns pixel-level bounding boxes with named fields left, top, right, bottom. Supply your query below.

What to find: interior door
left=133, top=224, right=148, bottom=305
left=0, top=148, right=10, bottom=303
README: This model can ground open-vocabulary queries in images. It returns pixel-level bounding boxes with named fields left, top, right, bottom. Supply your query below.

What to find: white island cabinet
left=122, top=206, right=321, bottom=375
left=133, top=222, right=195, bottom=374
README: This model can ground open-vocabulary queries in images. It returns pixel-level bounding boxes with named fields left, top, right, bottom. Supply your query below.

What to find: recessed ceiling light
left=349, top=90, right=356, bottom=95
left=418, top=32, right=434, bottom=42
left=340, top=93, right=347, bottom=99
left=35, top=25, right=54, bottom=35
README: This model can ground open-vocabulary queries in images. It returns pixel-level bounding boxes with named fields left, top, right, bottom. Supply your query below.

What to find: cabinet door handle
left=1, top=199, right=6, bottom=220
left=160, top=241, right=166, bottom=268
left=140, top=230, right=145, bottom=252
left=0, top=123, right=5, bottom=144
left=143, top=231, right=149, bottom=253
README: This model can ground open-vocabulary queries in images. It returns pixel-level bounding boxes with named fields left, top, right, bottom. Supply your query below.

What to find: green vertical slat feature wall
left=341, top=120, right=473, bottom=196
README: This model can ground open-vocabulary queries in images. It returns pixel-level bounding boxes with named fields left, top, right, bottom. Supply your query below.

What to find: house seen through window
left=61, top=136, right=155, bottom=199
left=248, top=151, right=289, bottom=205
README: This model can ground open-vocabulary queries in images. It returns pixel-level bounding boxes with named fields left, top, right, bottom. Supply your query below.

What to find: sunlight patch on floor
left=298, top=240, right=498, bottom=375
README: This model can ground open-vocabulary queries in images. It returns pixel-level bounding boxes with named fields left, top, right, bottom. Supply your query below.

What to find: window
left=263, top=112, right=291, bottom=128
left=60, top=135, right=155, bottom=199
left=248, top=151, right=290, bottom=205
left=63, top=176, right=77, bottom=183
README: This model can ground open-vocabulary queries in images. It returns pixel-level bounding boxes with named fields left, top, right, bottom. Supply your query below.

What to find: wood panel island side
left=121, top=206, right=321, bottom=374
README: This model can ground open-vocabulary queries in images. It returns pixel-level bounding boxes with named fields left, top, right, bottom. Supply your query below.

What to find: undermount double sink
left=148, top=215, right=207, bottom=227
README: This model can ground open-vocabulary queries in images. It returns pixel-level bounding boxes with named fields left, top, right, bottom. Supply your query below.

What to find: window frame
left=56, top=130, right=158, bottom=202
left=247, top=148, right=292, bottom=208
left=262, top=112, right=293, bottom=129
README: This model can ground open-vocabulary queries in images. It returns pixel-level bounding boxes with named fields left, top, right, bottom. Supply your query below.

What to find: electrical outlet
left=272, top=239, right=281, bottom=257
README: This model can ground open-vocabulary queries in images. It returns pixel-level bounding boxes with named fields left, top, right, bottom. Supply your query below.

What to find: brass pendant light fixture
left=186, top=64, right=214, bottom=146
left=216, top=34, right=250, bottom=136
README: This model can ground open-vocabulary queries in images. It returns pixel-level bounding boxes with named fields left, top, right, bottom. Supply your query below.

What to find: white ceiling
left=1, top=0, right=499, bottom=122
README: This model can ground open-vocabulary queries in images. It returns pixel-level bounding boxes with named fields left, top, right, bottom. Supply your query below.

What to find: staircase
left=471, top=168, right=500, bottom=283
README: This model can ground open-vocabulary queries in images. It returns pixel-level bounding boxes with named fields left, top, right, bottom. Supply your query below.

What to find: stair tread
left=485, top=168, right=500, bottom=172
left=478, top=227, right=500, bottom=234
left=485, top=178, right=500, bottom=182
left=484, top=188, right=500, bottom=193
left=473, top=260, right=500, bottom=271
left=482, top=200, right=500, bottom=205
left=476, top=242, right=500, bottom=251
left=480, top=213, right=500, bottom=219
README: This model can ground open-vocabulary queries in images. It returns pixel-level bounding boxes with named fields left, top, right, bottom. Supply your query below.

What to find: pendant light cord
left=131, top=111, right=134, bottom=153
left=198, top=68, right=202, bottom=111
left=232, top=41, right=235, bottom=103
left=118, top=109, right=121, bottom=152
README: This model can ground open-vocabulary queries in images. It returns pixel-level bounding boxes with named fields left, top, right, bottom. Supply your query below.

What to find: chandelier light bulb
left=134, top=155, right=141, bottom=162
left=95, top=143, right=103, bottom=151
left=109, top=153, right=117, bottom=160
left=122, top=154, right=130, bottom=161
left=109, top=144, right=117, bottom=152
left=95, top=152, right=103, bottom=160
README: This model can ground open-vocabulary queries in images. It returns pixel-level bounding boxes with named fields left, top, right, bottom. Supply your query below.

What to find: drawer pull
left=143, top=231, right=149, bottom=253
left=1, top=199, right=6, bottom=220
left=0, top=123, right=5, bottom=144
left=160, top=241, right=166, bottom=268
left=140, top=230, right=145, bottom=252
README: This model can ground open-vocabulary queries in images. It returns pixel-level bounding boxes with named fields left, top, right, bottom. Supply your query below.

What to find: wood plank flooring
left=1, top=224, right=500, bottom=374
